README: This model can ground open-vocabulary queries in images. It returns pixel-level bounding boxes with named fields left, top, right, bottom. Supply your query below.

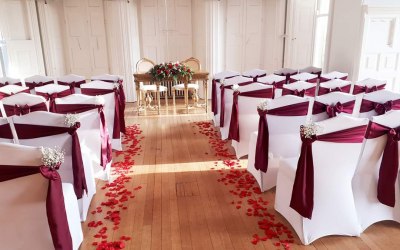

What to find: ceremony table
left=133, top=72, right=209, bottom=114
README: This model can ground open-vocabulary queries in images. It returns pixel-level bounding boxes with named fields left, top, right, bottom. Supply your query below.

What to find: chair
left=256, top=74, right=287, bottom=98
left=11, top=111, right=96, bottom=221
left=213, top=76, right=255, bottom=128
left=242, top=69, right=267, bottom=81
left=299, top=66, right=322, bottom=77
left=312, top=92, right=357, bottom=122
left=57, top=74, right=86, bottom=94
left=273, top=68, right=298, bottom=83
left=81, top=80, right=124, bottom=150
left=0, top=118, right=16, bottom=143
left=289, top=72, right=318, bottom=83
left=0, top=143, right=83, bottom=250
left=211, top=70, right=241, bottom=116
left=358, top=90, right=400, bottom=119
left=317, top=79, right=352, bottom=96
left=0, top=92, right=47, bottom=117
left=227, top=83, right=274, bottom=158
left=353, top=110, right=400, bottom=231
left=35, top=84, right=72, bottom=112
left=274, top=116, right=369, bottom=245
left=247, top=95, right=312, bottom=192
left=352, top=78, right=386, bottom=95
left=0, top=77, right=22, bottom=87
left=55, top=94, right=112, bottom=181
left=135, top=59, right=168, bottom=114
left=0, top=85, right=30, bottom=100
left=172, top=57, right=201, bottom=108
left=282, top=81, right=317, bottom=97
left=24, top=75, right=54, bottom=94
left=319, top=71, right=348, bottom=83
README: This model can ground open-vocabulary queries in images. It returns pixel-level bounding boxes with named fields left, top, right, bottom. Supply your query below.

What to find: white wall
left=363, top=0, right=400, bottom=6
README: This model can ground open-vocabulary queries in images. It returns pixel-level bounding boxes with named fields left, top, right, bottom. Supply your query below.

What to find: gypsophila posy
left=300, top=122, right=322, bottom=139
left=64, top=113, right=80, bottom=127
left=232, top=84, right=240, bottom=91
left=41, top=147, right=65, bottom=169
left=257, top=100, right=268, bottom=111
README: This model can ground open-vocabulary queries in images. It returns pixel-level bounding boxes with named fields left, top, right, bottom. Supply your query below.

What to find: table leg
left=184, top=82, right=189, bottom=114
left=157, top=82, right=161, bottom=115
left=135, top=80, right=141, bottom=115
left=204, top=79, right=208, bottom=113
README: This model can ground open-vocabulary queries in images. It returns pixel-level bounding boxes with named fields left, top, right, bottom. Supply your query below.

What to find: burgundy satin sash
left=2, top=102, right=48, bottom=117
left=318, top=84, right=351, bottom=96
left=228, top=88, right=274, bottom=142
left=58, top=80, right=86, bottom=94
left=353, top=84, right=386, bottom=95
left=36, top=89, right=72, bottom=112
left=290, top=125, right=367, bottom=219
left=319, top=75, right=348, bottom=83
left=244, top=73, right=267, bottom=82
left=366, top=122, right=400, bottom=207
left=0, top=123, right=14, bottom=139
left=219, top=81, right=254, bottom=127
left=267, top=80, right=287, bottom=89
left=55, top=103, right=113, bottom=169
left=25, top=80, right=54, bottom=90
left=211, top=75, right=238, bottom=115
left=274, top=72, right=297, bottom=83
left=93, top=79, right=126, bottom=118
left=0, top=88, right=30, bottom=100
left=254, top=101, right=310, bottom=173
left=282, top=87, right=316, bottom=97
left=81, top=87, right=125, bottom=139
left=312, top=100, right=355, bottom=118
left=0, top=165, right=73, bottom=250
left=0, top=81, right=22, bottom=87
left=359, top=99, right=400, bottom=115
left=13, top=123, right=87, bottom=199
left=288, top=77, right=318, bottom=84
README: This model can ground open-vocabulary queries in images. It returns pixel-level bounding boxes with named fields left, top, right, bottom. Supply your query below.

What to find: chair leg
left=165, top=91, right=168, bottom=107
left=172, top=88, right=176, bottom=107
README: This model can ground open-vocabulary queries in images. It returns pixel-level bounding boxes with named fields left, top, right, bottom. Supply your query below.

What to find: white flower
left=41, top=147, right=65, bottom=169
left=232, top=84, right=240, bottom=91
left=113, top=83, right=120, bottom=89
left=94, top=95, right=105, bottom=105
left=64, top=113, right=80, bottom=127
left=300, top=122, right=322, bottom=138
left=257, top=100, right=268, bottom=111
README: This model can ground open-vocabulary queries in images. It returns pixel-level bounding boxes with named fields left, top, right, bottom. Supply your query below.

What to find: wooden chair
left=136, top=58, right=168, bottom=114
left=172, top=57, right=201, bottom=108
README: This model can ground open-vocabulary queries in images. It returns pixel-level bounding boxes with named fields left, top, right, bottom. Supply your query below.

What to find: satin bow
left=326, top=102, right=343, bottom=118
left=374, top=101, right=393, bottom=115
left=365, top=85, right=378, bottom=93
left=13, top=104, right=31, bottom=116
left=330, top=87, right=342, bottom=92
left=293, top=89, right=306, bottom=97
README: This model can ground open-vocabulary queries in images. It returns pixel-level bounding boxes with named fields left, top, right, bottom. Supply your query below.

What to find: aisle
left=80, top=103, right=400, bottom=250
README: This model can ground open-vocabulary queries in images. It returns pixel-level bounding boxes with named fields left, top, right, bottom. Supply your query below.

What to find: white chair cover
left=11, top=111, right=96, bottom=221
left=0, top=85, right=29, bottom=97
left=283, top=80, right=316, bottom=96
left=312, top=92, right=357, bottom=122
left=275, top=116, right=369, bottom=245
left=353, top=78, right=386, bottom=94
left=299, top=66, right=322, bottom=74
left=213, top=70, right=240, bottom=81
left=257, top=74, right=287, bottom=98
left=320, top=71, right=348, bottom=81
left=318, top=79, right=352, bottom=95
left=213, top=76, right=254, bottom=127
left=57, top=74, right=86, bottom=94
left=81, top=80, right=122, bottom=150
left=35, top=84, right=70, bottom=94
left=353, top=110, right=400, bottom=231
left=228, top=83, right=274, bottom=157
left=0, top=77, right=22, bottom=86
left=247, top=95, right=311, bottom=191
left=0, top=93, right=47, bottom=117
left=289, top=72, right=318, bottom=82
left=55, top=94, right=111, bottom=181
left=24, top=75, right=54, bottom=94
left=91, top=74, right=121, bottom=83
left=358, top=90, right=400, bottom=119
left=242, top=69, right=267, bottom=78
left=0, top=142, right=83, bottom=250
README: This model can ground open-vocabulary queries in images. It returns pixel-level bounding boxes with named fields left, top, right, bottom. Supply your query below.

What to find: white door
left=225, top=0, right=285, bottom=72
left=0, top=0, right=45, bottom=77
left=63, top=0, right=109, bottom=77
left=358, top=12, right=400, bottom=92
left=284, top=0, right=317, bottom=69
left=139, top=0, right=192, bottom=63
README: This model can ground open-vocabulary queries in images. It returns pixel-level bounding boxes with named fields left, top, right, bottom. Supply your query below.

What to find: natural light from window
left=313, top=0, right=330, bottom=68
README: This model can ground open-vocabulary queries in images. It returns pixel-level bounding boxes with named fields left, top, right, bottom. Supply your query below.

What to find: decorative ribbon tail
left=254, top=110, right=269, bottom=173
left=289, top=140, right=315, bottom=219
left=377, top=131, right=399, bottom=207
left=40, top=167, right=74, bottom=250
left=211, top=79, right=218, bottom=114
left=228, top=93, right=240, bottom=141
left=70, top=130, right=88, bottom=199
left=219, top=86, right=225, bottom=126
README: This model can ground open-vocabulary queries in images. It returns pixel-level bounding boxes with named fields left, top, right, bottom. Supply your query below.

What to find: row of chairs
left=211, top=69, right=400, bottom=244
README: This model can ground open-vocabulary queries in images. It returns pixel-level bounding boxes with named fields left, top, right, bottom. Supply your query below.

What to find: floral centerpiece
left=41, top=147, right=65, bottom=169
left=148, top=62, right=193, bottom=82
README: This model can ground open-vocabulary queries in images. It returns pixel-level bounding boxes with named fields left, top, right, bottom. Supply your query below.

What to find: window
left=313, top=0, right=330, bottom=68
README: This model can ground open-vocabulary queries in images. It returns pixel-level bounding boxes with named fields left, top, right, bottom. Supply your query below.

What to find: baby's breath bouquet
left=41, top=147, right=65, bottom=169
left=64, top=113, right=80, bottom=127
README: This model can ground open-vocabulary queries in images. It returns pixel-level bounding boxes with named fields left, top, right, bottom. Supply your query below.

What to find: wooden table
left=133, top=72, right=209, bottom=115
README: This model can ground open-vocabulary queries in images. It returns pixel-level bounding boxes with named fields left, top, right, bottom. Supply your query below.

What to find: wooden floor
left=81, top=101, right=400, bottom=250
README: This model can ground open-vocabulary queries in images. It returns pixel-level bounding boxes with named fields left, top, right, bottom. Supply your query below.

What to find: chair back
left=136, top=58, right=156, bottom=73
left=183, top=57, right=201, bottom=72
left=242, top=69, right=266, bottom=78
left=0, top=77, right=22, bottom=86
left=213, top=70, right=240, bottom=80
left=359, top=90, right=400, bottom=119
left=313, top=92, right=357, bottom=121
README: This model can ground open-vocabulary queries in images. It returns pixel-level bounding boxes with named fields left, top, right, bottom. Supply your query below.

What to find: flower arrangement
left=232, top=84, right=240, bottom=92
left=257, top=100, right=269, bottom=111
left=41, top=147, right=65, bottom=169
left=148, top=62, right=193, bottom=81
left=64, top=113, right=80, bottom=127
left=300, top=122, right=322, bottom=139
